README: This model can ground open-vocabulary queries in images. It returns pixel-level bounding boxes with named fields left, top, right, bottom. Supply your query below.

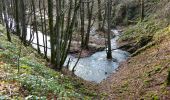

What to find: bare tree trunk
left=48, top=0, right=55, bottom=64
left=43, top=0, right=48, bottom=59
left=14, top=0, right=20, bottom=36
left=39, top=0, right=48, bottom=59
left=140, top=0, right=144, bottom=22
left=2, top=0, right=11, bottom=42
left=84, top=0, right=94, bottom=49
left=32, top=0, right=40, bottom=53
left=20, top=0, right=27, bottom=45
left=102, top=5, right=107, bottom=32
left=0, top=1, right=2, bottom=23
left=55, top=0, right=61, bottom=69
left=80, top=0, right=85, bottom=48
left=60, top=0, right=80, bottom=68
left=97, top=0, right=102, bottom=30
left=106, top=0, right=112, bottom=59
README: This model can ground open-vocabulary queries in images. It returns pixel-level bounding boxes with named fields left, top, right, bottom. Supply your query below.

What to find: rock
left=112, top=58, right=118, bottom=62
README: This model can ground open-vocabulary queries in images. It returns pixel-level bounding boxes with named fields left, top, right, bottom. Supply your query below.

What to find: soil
left=98, top=37, right=170, bottom=99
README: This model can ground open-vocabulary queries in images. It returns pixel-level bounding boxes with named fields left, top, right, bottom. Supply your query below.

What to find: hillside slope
left=100, top=25, right=170, bottom=99
left=99, top=0, right=170, bottom=99
left=0, top=25, right=98, bottom=99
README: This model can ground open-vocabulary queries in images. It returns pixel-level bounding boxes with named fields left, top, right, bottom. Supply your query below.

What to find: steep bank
left=0, top=24, right=99, bottom=99
left=99, top=25, right=170, bottom=99
left=98, top=0, right=170, bottom=99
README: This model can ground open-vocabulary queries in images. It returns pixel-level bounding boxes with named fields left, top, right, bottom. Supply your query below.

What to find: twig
left=17, top=40, right=22, bottom=73
left=72, top=49, right=83, bottom=73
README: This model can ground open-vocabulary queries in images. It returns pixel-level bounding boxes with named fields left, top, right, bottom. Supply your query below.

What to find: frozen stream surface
left=26, top=27, right=130, bottom=83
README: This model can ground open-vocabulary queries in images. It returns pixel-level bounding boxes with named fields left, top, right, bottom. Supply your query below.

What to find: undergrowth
left=0, top=25, right=97, bottom=99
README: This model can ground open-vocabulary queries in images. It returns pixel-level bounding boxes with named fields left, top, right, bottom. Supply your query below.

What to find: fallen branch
left=131, top=41, right=156, bottom=57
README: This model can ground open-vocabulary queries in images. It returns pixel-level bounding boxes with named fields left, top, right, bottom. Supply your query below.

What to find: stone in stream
left=112, top=58, right=118, bottom=62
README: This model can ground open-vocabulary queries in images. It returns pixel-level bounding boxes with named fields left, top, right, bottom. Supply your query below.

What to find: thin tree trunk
left=39, top=0, right=47, bottom=59
left=43, top=0, right=48, bottom=59
left=14, top=0, right=20, bottom=36
left=2, top=0, right=11, bottom=42
left=106, top=0, right=112, bottom=59
left=32, top=0, right=40, bottom=54
left=97, top=0, right=102, bottom=30
left=140, top=0, right=144, bottom=22
left=20, top=0, right=27, bottom=44
left=80, top=0, right=85, bottom=48
left=48, top=0, right=55, bottom=64
left=55, top=0, right=61, bottom=69
left=84, top=0, right=94, bottom=49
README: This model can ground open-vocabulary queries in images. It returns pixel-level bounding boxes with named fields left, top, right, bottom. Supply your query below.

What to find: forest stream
left=3, top=12, right=130, bottom=83
left=26, top=27, right=130, bottom=83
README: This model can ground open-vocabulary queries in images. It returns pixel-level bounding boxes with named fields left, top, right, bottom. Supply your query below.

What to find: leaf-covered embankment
left=100, top=24, right=170, bottom=99
left=99, top=0, right=170, bottom=99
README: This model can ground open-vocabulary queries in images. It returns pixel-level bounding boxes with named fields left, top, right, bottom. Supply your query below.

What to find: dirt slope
left=99, top=27, right=170, bottom=99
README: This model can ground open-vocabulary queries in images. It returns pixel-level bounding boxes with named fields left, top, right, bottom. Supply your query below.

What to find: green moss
left=143, top=91, right=160, bottom=100
left=154, top=25, right=170, bottom=40
left=151, top=95, right=159, bottom=100
left=120, top=19, right=161, bottom=42
left=154, top=66, right=161, bottom=73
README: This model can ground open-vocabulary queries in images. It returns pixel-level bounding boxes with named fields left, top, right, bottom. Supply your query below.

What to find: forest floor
left=1, top=21, right=170, bottom=99
left=0, top=24, right=100, bottom=99
left=98, top=25, right=170, bottom=99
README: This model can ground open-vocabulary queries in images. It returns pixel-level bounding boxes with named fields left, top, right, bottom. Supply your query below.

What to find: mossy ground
left=0, top=25, right=99, bottom=99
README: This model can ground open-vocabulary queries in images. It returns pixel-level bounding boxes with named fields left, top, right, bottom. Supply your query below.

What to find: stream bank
left=26, top=26, right=130, bottom=83
left=2, top=12, right=130, bottom=83
left=98, top=23, right=170, bottom=99
left=0, top=31, right=100, bottom=99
